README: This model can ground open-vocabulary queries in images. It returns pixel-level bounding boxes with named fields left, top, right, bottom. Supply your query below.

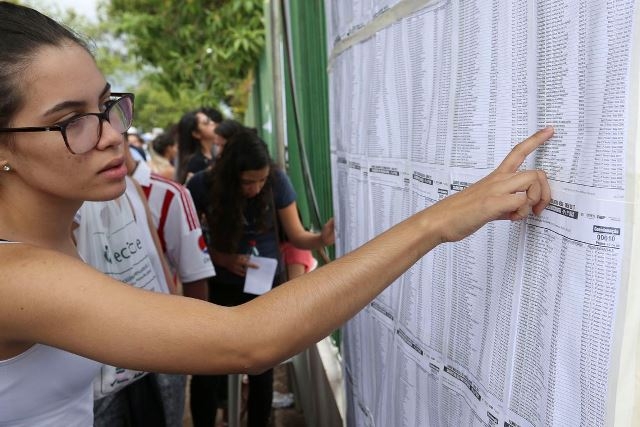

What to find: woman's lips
left=99, top=158, right=127, bottom=179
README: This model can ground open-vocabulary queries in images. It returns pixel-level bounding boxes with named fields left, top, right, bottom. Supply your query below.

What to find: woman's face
left=212, top=132, right=227, bottom=148
left=240, top=166, right=269, bottom=198
left=192, top=112, right=216, bottom=145
left=0, top=43, right=127, bottom=202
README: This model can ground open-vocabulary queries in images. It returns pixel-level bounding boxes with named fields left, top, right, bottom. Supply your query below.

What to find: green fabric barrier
left=285, top=0, right=333, bottom=254
left=284, top=0, right=339, bottom=347
left=246, top=0, right=339, bottom=345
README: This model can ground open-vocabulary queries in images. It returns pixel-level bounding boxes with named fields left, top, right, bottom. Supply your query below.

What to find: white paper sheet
left=328, top=0, right=637, bottom=425
left=243, top=255, right=278, bottom=296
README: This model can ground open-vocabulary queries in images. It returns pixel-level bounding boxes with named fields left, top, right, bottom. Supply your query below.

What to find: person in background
left=202, top=107, right=223, bottom=127
left=129, top=136, right=213, bottom=301
left=0, top=3, right=553, bottom=426
left=127, top=138, right=216, bottom=426
left=212, top=119, right=244, bottom=157
left=280, top=228, right=318, bottom=279
left=202, top=107, right=225, bottom=159
left=127, top=127, right=148, bottom=162
left=187, top=117, right=244, bottom=426
left=74, top=145, right=176, bottom=426
left=185, top=131, right=331, bottom=427
left=149, top=131, right=178, bottom=180
left=176, top=109, right=219, bottom=184
left=74, top=191, right=172, bottom=427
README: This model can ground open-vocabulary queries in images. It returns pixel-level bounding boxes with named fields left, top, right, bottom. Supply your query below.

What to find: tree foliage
left=106, top=0, right=265, bottom=125
left=14, top=0, right=264, bottom=131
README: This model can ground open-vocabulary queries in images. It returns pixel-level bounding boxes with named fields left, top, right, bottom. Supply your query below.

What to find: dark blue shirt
left=187, top=168, right=296, bottom=286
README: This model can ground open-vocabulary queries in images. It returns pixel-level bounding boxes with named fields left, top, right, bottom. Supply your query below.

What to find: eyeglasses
left=0, top=93, right=135, bottom=155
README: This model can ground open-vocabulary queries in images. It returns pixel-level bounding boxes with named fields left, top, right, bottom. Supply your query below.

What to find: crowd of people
left=114, top=103, right=330, bottom=425
left=0, top=2, right=554, bottom=427
left=93, top=103, right=325, bottom=426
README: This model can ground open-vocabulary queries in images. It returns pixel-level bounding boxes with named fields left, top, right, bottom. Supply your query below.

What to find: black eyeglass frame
left=0, top=92, right=135, bottom=155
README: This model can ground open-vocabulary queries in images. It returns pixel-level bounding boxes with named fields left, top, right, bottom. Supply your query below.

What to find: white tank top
left=0, top=242, right=101, bottom=426
left=0, top=344, right=100, bottom=426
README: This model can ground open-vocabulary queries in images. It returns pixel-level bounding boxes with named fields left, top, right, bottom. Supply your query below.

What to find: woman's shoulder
left=0, top=241, right=31, bottom=255
left=0, top=243, right=81, bottom=273
left=271, top=167, right=292, bottom=188
left=272, top=167, right=288, bottom=180
left=271, top=168, right=296, bottom=203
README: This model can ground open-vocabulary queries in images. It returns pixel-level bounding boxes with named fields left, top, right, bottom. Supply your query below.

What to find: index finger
left=497, top=127, right=554, bottom=173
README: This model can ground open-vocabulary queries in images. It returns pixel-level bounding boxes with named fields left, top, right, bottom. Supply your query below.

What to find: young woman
left=176, top=108, right=218, bottom=184
left=0, top=3, right=552, bottom=426
left=186, top=131, right=335, bottom=426
left=212, top=118, right=245, bottom=156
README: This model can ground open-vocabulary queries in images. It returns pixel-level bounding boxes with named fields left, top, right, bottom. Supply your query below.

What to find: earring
left=2, top=164, right=10, bottom=172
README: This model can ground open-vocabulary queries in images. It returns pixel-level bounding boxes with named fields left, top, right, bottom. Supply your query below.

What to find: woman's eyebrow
left=43, top=83, right=111, bottom=117
left=43, top=99, right=86, bottom=117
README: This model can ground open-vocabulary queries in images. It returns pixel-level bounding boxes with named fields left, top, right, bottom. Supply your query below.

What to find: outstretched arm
left=278, top=203, right=334, bottom=250
left=247, top=128, right=552, bottom=365
left=0, top=127, right=552, bottom=376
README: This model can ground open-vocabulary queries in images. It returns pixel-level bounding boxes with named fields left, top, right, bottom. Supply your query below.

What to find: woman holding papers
left=0, top=2, right=552, bottom=426
left=187, top=130, right=334, bottom=426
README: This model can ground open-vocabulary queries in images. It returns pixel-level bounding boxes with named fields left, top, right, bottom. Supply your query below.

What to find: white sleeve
left=161, top=186, right=216, bottom=283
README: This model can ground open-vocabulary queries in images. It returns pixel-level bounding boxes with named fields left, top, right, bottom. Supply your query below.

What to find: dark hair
left=207, top=131, right=277, bottom=252
left=0, top=2, right=90, bottom=131
left=201, top=107, right=223, bottom=124
left=176, top=109, right=203, bottom=184
left=152, top=132, right=176, bottom=157
left=214, top=119, right=244, bottom=142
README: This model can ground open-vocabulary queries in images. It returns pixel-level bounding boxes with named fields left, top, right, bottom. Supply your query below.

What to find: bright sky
left=23, top=0, right=99, bottom=21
